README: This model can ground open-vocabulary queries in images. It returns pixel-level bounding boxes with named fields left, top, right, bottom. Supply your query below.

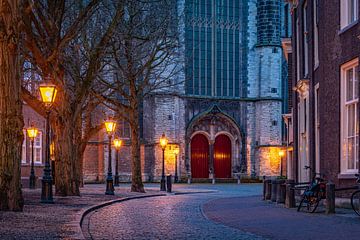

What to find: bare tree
left=0, top=0, right=24, bottom=211
left=95, top=0, right=182, bottom=192
left=20, top=0, right=124, bottom=196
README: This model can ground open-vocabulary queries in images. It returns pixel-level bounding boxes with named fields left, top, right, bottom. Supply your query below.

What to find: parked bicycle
left=297, top=166, right=327, bottom=213
left=351, top=174, right=360, bottom=216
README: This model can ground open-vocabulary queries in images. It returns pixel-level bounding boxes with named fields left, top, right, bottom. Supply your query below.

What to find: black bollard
left=326, top=182, right=335, bottom=214
left=166, top=175, right=172, bottom=193
left=265, top=180, right=272, bottom=200
left=271, top=180, right=278, bottom=202
left=276, top=180, right=286, bottom=204
left=285, top=179, right=295, bottom=208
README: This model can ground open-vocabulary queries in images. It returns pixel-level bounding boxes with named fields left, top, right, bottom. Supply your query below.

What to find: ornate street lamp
left=104, top=118, right=116, bottom=195
left=39, top=83, right=57, bottom=203
left=279, top=150, right=285, bottom=177
left=27, top=125, right=38, bottom=189
left=113, top=138, right=122, bottom=187
left=173, top=147, right=179, bottom=183
left=159, top=133, right=168, bottom=191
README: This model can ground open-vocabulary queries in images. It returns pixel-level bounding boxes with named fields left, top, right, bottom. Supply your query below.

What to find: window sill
left=338, top=173, right=358, bottom=179
left=339, top=20, right=359, bottom=35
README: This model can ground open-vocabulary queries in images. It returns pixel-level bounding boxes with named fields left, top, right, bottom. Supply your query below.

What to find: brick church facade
left=21, top=0, right=289, bottom=185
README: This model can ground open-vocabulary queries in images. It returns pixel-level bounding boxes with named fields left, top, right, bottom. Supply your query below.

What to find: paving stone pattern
left=0, top=184, right=160, bottom=240
left=203, top=196, right=360, bottom=240
left=83, top=184, right=265, bottom=240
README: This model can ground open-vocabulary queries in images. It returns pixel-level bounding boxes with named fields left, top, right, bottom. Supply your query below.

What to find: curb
left=76, top=193, right=167, bottom=240
left=172, top=190, right=218, bottom=195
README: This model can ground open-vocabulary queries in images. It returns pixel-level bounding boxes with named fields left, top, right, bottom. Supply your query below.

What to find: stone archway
left=186, top=105, right=243, bottom=179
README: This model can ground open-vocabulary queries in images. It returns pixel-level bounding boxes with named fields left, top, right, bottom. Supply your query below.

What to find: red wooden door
left=214, top=134, right=231, bottom=178
left=191, top=134, right=209, bottom=178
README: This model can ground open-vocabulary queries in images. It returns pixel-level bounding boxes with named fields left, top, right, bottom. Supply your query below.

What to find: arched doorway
left=191, top=134, right=209, bottom=178
left=214, top=134, right=231, bottom=178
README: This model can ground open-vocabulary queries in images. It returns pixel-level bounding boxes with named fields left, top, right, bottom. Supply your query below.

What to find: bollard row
left=263, top=177, right=296, bottom=208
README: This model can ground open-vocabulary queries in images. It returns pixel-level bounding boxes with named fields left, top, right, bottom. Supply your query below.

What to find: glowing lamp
left=279, top=150, right=285, bottom=157
left=39, top=84, right=57, bottom=104
left=27, top=126, right=38, bottom=140
left=113, top=138, right=122, bottom=150
left=174, top=148, right=179, bottom=155
left=104, top=119, right=116, bottom=134
left=160, top=133, right=168, bottom=150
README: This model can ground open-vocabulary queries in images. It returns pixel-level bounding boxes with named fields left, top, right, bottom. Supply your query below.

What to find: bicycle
left=297, top=166, right=327, bottom=213
left=350, top=174, right=360, bottom=216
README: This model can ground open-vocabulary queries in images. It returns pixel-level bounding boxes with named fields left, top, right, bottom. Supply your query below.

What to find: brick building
left=284, top=0, right=360, bottom=187
left=21, top=0, right=289, bottom=185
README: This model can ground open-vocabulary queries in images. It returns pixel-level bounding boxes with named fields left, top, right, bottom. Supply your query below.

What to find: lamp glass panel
left=105, top=121, right=116, bottom=133
left=27, top=128, right=38, bottom=139
left=39, top=85, right=57, bottom=103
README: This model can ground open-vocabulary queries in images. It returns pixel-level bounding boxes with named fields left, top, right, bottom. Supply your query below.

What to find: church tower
left=141, top=0, right=286, bottom=182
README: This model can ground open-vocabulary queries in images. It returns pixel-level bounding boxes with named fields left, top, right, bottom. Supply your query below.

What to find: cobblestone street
left=82, top=184, right=264, bottom=240
left=82, top=184, right=360, bottom=240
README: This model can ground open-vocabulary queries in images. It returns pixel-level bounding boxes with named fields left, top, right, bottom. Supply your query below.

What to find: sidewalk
left=202, top=196, right=360, bottom=240
left=0, top=184, right=164, bottom=239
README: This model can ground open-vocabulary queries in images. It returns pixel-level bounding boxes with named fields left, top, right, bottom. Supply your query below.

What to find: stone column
left=209, top=120, right=215, bottom=184
left=209, top=140, right=215, bottom=184
left=185, top=138, right=191, bottom=184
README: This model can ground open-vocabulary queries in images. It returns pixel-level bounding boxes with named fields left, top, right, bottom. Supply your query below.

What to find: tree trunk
left=53, top=99, right=82, bottom=196
left=129, top=102, right=145, bottom=193
left=0, top=0, right=24, bottom=211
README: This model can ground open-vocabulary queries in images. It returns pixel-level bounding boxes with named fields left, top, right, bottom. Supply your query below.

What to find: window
left=313, top=0, right=319, bottom=68
left=341, top=59, right=359, bottom=173
left=118, top=120, right=131, bottom=139
left=297, top=85, right=310, bottom=182
left=303, top=2, right=309, bottom=77
left=340, top=0, right=358, bottom=29
left=34, top=132, right=42, bottom=164
left=22, top=131, right=27, bottom=164
left=296, top=18, right=300, bottom=81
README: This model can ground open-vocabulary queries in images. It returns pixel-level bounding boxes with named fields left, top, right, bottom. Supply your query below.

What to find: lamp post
left=104, top=118, right=116, bottom=195
left=279, top=150, right=285, bottom=177
left=39, top=83, right=57, bottom=203
left=159, top=133, right=168, bottom=191
left=173, top=147, right=179, bottom=183
left=113, top=138, right=122, bottom=187
left=27, top=125, right=38, bottom=189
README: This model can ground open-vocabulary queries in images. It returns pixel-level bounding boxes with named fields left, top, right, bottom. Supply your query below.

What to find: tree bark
left=52, top=97, right=82, bottom=196
left=130, top=100, right=145, bottom=193
left=0, top=0, right=24, bottom=211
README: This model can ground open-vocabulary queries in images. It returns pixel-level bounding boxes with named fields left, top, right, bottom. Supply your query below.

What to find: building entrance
left=214, top=134, right=232, bottom=178
left=191, top=134, right=209, bottom=178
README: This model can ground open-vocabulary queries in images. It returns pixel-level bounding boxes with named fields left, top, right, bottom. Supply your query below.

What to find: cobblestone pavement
left=0, top=184, right=162, bottom=240
left=82, top=183, right=265, bottom=240
left=203, top=196, right=360, bottom=240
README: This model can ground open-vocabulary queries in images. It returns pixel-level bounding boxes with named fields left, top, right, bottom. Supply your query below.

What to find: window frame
left=34, top=131, right=43, bottom=164
left=21, top=130, right=27, bottom=164
left=340, top=0, right=359, bottom=30
left=341, top=58, right=359, bottom=174
left=313, top=0, right=319, bottom=69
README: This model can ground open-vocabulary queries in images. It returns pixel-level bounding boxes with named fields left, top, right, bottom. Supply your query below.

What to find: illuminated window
left=22, top=131, right=27, bottom=164
left=341, top=58, right=359, bottom=173
left=34, top=132, right=43, bottom=164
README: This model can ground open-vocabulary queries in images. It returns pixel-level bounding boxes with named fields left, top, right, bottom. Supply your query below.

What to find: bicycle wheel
left=306, top=194, right=321, bottom=213
left=297, top=195, right=306, bottom=212
left=351, top=190, right=360, bottom=216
